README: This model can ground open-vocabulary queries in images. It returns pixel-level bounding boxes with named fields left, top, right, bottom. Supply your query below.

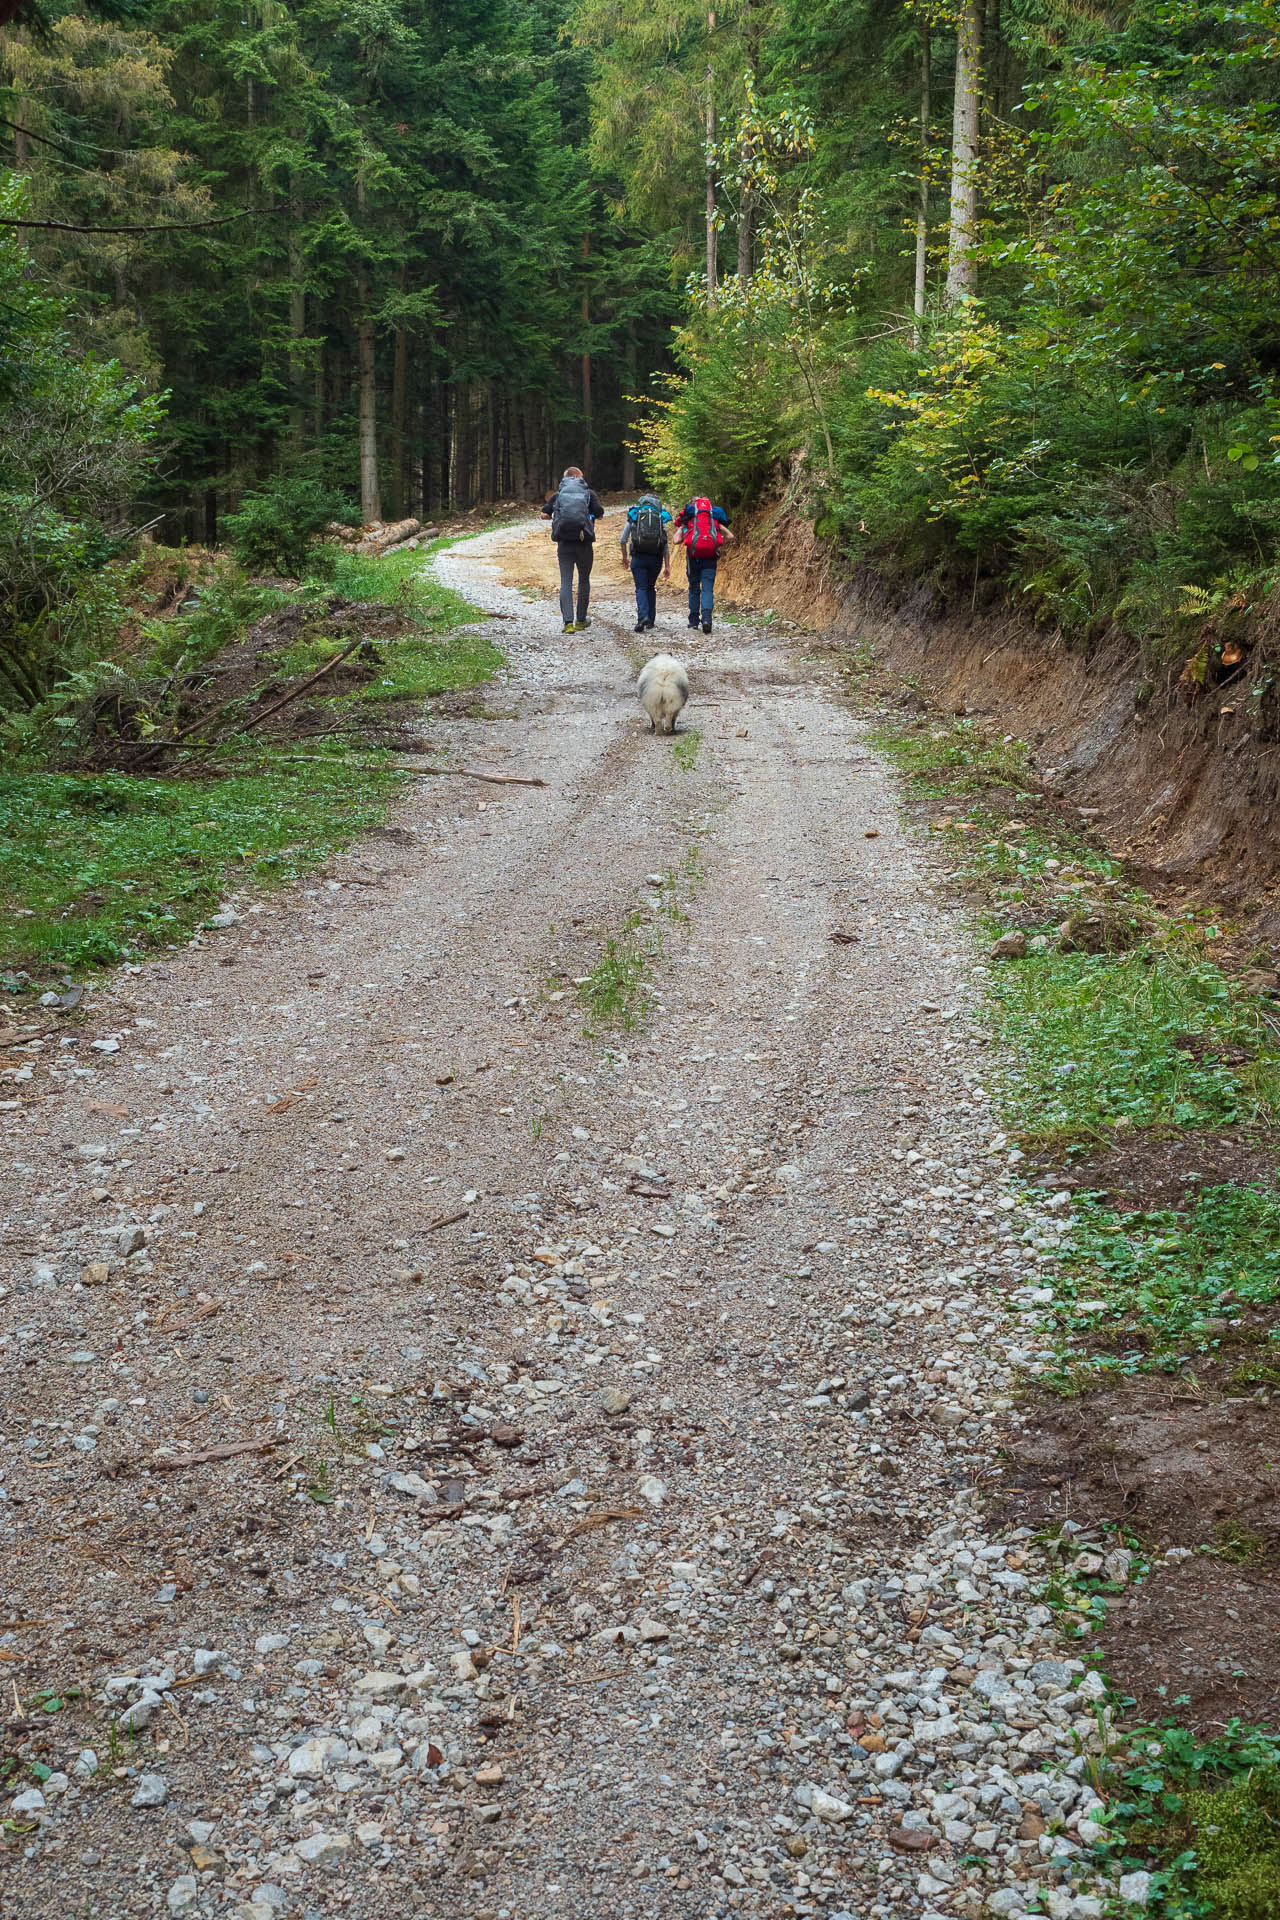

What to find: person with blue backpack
left=619, top=492, right=672, bottom=632
left=541, top=467, right=606, bottom=633
left=673, top=495, right=733, bottom=633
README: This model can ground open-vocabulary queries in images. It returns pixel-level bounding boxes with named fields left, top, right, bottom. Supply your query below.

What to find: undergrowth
left=872, top=704, right=1280, bottom=1378
left=1098, top=1719, right=1280, bottom=1918
left=0, top=540, right=499, bottom=977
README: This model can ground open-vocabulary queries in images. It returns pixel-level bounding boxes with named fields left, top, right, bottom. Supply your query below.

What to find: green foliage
left=0, top=182, right=162, bottom=709
left=1186, top=1767, right=1280, bottom=1919
left=1047, top=1184, right=1280, bottom=1373
left=1102, top=1721, right=1280, bottom=1919
left=991, top=944, right=1280, bottom=1146
left=634, top=318, right=807, bottom=502
left=223, top=475, right=352, bottom=579
left=0, top=757, right=400, bottom=974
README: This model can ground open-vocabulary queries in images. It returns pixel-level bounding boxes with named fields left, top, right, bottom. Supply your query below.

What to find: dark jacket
left=542, top=482, right=605, bottom=543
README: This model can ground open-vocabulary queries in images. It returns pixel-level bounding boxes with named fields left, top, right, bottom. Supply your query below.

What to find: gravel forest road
left=2, top=520, right=1116, bottom=1920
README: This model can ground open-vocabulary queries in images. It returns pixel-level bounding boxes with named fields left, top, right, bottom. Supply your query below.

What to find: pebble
left=130, top=1772, right=169, bottom=1808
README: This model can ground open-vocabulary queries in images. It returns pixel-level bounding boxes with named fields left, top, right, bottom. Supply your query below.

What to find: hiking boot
left=575, top=618, right=592, bottom=631
left=702, top=619, right=712, bottom=634
left=634, top=620, right=646, bottom=633
left=687, top=618, right=699, bottom=630
left=562, top=621, right=574, bottom=634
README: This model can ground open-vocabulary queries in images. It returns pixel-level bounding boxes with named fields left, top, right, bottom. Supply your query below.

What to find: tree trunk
left=945, top=0, right=983, bottom=306
left=914, top=28, right=930, bottom=337
left=580, top=229, right=593, bottom=467
left=288, top=193, right=307, bottom=448
left=357, top=270, right=380, bottom=522
left=705, top=8, right=718, bottom=309
left=622, top=321, right=638, bottom=491
left=390, top=319, right=409, bottom=518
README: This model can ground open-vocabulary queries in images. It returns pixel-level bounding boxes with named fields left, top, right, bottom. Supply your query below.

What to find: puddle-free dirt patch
left=1001, top=1377, right=1280, bottom=1728
left=1055, top=1127, right=1280, bottom=1210
left=1002, top=1377, right=1280, bottom=1545
left=1098, top=1553, right=1280, bottom=1735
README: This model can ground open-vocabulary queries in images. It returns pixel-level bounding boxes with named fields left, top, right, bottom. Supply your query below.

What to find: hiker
left=542, top=466, right=606, bottom=633
left=673, top=494, right=733, bottom=634
left=619, top=491, right=672, bottom=632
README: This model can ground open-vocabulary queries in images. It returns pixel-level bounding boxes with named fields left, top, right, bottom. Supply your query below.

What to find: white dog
left=637, top=653, right=689, bottom=734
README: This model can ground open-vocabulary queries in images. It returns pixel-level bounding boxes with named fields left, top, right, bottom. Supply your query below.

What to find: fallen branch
left=428, top=1208, right=470, bottom=1231
left=152, top=1434, right=279, bottom=1471
left=557, top=1505, right=646, bottom=1547
left=222, top=634, right=368, bottom=740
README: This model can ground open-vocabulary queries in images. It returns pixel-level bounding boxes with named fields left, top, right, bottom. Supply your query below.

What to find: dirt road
left=1, top=521, right=1112, bottom=1920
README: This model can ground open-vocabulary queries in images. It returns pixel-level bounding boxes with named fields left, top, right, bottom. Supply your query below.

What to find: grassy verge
left=276, top=543, right=502, bottom=703
left=0, top=758, right=402, bottom=976
left=871, top=709, right=1280, bottom=1381
left=0, top=540, right=499, bottom=981
left=874, top=701, right=1280, bottom=1911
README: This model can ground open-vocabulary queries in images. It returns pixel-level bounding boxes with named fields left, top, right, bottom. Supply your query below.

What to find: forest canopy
left=2, top=0, right=1280, bottom=706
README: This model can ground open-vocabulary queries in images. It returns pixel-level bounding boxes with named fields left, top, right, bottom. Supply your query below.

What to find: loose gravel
left=0, top=521, right=1144, bottom=1918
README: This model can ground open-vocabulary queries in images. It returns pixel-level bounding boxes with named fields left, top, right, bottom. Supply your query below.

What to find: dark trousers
left=557, top=541, right=593, bottom=625
left=687, top=553, right=717, bottom=625
left=631, top=552, right=661, bottom=625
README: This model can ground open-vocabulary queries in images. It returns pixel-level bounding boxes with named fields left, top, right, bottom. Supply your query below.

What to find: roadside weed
left=869, top=715, right=1031, bottom=792
left=1043, top=1186, right=1280, bottom=1375
left=0, top=760, right=400, bottom=974
left=1097, top=1719, right=1280, bottom=1918
left=992, top=945, right=1280, bottom=1147
left=672, top=727, right=702, bottom=770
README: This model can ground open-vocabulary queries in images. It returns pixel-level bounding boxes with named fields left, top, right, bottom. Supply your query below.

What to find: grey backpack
left=552, top=475, right=592, bottom=542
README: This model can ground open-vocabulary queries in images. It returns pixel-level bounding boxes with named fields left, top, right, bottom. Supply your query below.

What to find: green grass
left=672, top=726, right=702, bottom=770
left=992, top=944, right=1280, bottom=1147
left=0, top=759, right=401, bottom=974
left=868, top=714, right=1032, bottom=793
left=577, top=858, right=703, bottom=1032
left=278, top=543, right=502, bottom=702
left=579, top=911, right=657, bottom=1030
left=1045, top=1185, right=1280, bottom=1375
left=0, top=539, right=505, bottom=979
left=869, top=702, right=1280, bottom=1379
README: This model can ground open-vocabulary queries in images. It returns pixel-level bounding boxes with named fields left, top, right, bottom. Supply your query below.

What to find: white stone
left=1118, top=1871, right=1151, bottom=1907
left=295, top=1830, right=351, bottom=1867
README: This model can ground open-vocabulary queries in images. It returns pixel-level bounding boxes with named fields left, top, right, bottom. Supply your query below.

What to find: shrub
left=222, top=473, right=353, bottom=578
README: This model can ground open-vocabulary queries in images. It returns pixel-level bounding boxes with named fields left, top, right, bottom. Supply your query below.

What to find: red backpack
left=688, top=497, right=723, bottom=559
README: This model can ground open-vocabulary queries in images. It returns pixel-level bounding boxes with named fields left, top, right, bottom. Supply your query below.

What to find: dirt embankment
left=720, top=499, right=1280, bottom=925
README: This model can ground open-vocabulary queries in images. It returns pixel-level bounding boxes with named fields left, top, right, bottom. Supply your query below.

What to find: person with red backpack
left=673, top=495, right=733, bottom=634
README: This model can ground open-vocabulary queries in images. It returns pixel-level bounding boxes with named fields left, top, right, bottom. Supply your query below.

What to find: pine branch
left=0, top=213, right=247, bottom=234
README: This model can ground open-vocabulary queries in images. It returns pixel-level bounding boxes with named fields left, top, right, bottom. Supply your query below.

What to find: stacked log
left=324, top=517, right=436, bottom=557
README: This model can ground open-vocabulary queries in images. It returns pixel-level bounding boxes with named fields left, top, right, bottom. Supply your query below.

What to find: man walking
left=673, top=494, right=733, bottom=634
left=619, top=491, right=671, bottom=632
left=542, top=467, right=606, bottom=633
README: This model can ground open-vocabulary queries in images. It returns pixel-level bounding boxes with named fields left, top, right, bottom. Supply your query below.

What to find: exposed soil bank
left=720, top=500, right=1280, bottom=926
